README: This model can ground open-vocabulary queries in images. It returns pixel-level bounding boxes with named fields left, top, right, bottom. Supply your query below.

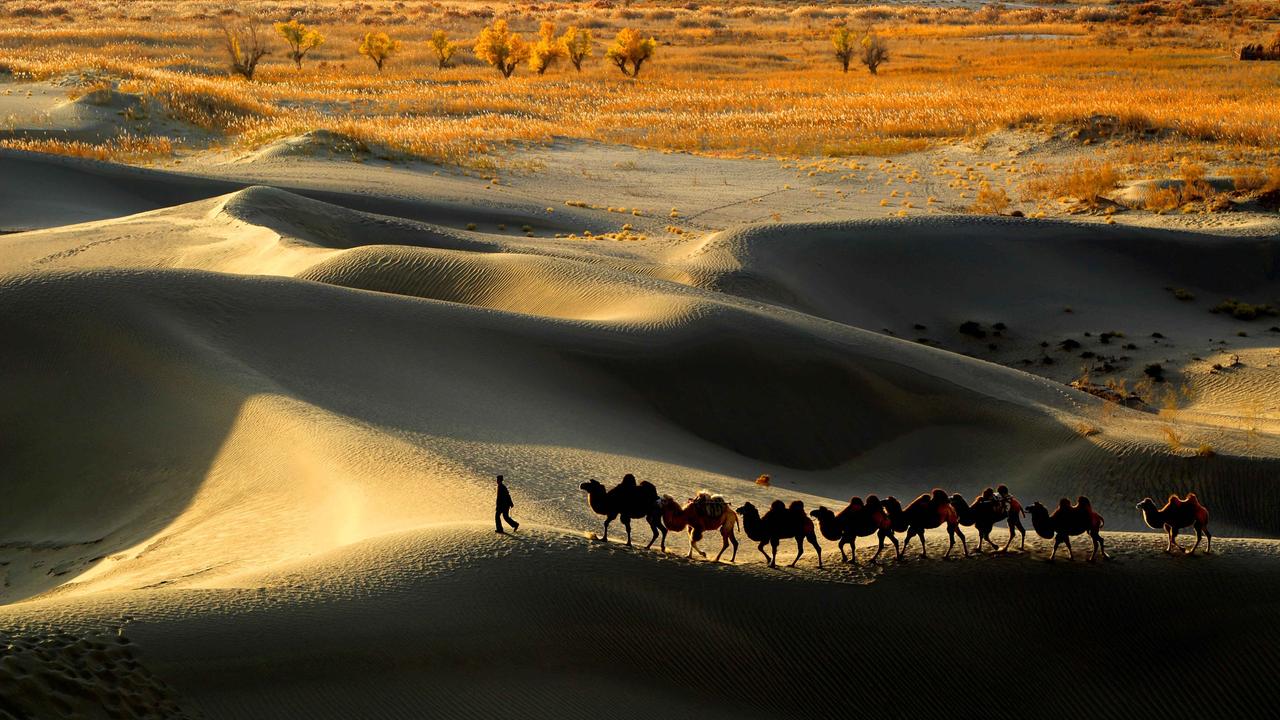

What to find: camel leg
left=1064, top=536, right=1074, bottom=561
left=599, top=516, right=612, bottom=543
left=1050, top=537, right=1060, bottom=561
left=1203, top=525, right=1212, bottom=554
left=621, top=517, right=633, bottom=547
left=1190, top=527, right=1202, bottom=554
left=727, top=530, right=738, bottom=563
left=810, top=533, right=823, bottom=568
left=871, top=534, right=883, bottom=564
left=689, top=528, right=708, bottom=559
left=790, top=538, right=804, bottom=567
left=889, top=532, right=901, bottom=560
left=1094, top=530, right=1111, bottom=560
left=757, top=540, right=772, bottom=564
left=1003, top=522, right=1015, bottom=552
left=900, top=530, right=913, bottom=556
left=1018, top=526, right=1026, bottom=551
left=659, top=523, right=668, bottom=553
left=712, top=529, right=730, bottom=563
left=1169, top=526, right=1185, bottom=553
left=770, top=539, right=781, bottom=568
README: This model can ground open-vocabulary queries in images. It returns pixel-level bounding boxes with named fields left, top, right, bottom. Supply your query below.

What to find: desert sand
left=4, top=103, right=1280, bottom=716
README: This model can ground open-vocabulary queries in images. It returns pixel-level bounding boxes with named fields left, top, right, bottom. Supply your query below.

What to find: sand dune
left=2, top=149, right=1280, bottom=718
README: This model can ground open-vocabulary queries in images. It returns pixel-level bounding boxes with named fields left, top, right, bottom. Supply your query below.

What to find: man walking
left=495, top=475, right=519, bottom=533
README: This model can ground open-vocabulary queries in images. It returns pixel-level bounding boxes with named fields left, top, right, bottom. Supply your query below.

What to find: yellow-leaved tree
left=429, top=30, right=458, bottom=69
left=832, top=25, right=855, bottom=73
left=474, top=19, right=530, bottom=78
left=529, top=22, right=566, bottom=75
left=562, top=26, right=592, bottom=72
left=275, top=19, right=324, bottom=70
left=605, top=28, right=656, bottom=78
left=358, top=31, right=400, bottom=72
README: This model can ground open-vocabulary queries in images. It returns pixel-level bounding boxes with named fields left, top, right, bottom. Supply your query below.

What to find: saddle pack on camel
left=692, top=492, right=727, bottom=519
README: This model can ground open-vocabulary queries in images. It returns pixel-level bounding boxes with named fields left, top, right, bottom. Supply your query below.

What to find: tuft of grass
left=0, top=134, right=173, bottom=162
left=1024, top=159, right=1120, bottom=208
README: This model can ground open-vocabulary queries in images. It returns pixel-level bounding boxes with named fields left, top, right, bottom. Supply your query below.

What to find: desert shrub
left=474, top=19, right=530, bottom=78
left=529, top=22, right=567, bottom=74
left=1179, top=160, right=1211, bottom=200
left=1211, top=298, right=1278, bottom=320
left=1026, top=159, right=1120, bottom=207
left=1141, top=184, right=1181, bottom=212
left=860, top=31, right=889, bottom=75
left=606, top=28, right=657, bottom=77
left=832, top=25, right=856, bottom=73
left=429, top=30, right=458, bottom=69
left=1232, top=166, right=1266, bottom=191
left=221, top=19, right=269, bottom=80
left=971, top=181, right=1010, bottom=214
left=959, top=320, right=986, bottom=338
left=358, top=32, right=400, bottom=72
left=275, top=19, right=324, bottom=69
left=755, top=474, right=770, bottom=487
left=562, top=26, right=594, bottom=71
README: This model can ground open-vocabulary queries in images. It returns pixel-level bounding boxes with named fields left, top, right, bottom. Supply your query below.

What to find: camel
left=1027, top=496, right=1110, bottom=561
left=883, top=489, right=968, bottom=559
left=659, top=492, right=739, bottom=562
left=809, top=494, right=900, bottom=564
left=1136, top=493, right=1211, bottom=554
left=736, top=501, right=775, bottom=564
left=736, top=500, right=822, bottom=568
left=580, top=474, right=666, bottom=549
left=950, top=489, right=1025, bottom=554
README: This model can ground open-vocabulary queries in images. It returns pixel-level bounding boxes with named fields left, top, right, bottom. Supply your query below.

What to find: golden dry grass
left=1, top=1, right=1278, bottom=168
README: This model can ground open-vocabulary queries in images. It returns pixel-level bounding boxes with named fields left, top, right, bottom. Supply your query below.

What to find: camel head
left=931, top=488, right=950, bottom=502
left=810, top=505, right=832, bottom=520
left=659, top=494, right=681, bottom=510
left=1028, top=500, right=1047, bottom=514
left=735, top=501, right=758, bottom=518
left=580, top=479, right=604, bottom=494
left=1136, top=497, right=1157, bottom=512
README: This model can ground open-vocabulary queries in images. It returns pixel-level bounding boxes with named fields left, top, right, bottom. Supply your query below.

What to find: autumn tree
left=529, top=21, right=566, bottom=74
left=222, top=18, right=269, bottom=80
left=358, top=31, right=400, bottom=72
left=832, top=25, right=855, bottom=73
left=274, top=19, right=324, bottom=69
left=562, top=26, right=593, bottom=71
left=605, top=28, right=656, bottom=78
left=474, top=19, right=530, bottom=78
left=860, top=31, right=889, bottom=75
left=429, top=30, right=458, bottom=69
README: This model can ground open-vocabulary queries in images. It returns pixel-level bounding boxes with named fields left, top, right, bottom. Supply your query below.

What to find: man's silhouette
left=495, top=475, right=519, bottom=533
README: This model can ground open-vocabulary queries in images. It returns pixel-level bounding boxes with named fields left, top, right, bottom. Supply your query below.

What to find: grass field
left=1, top=0, right=1278, bottom=175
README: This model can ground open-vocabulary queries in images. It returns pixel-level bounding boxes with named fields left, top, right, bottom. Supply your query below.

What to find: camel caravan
left=580, top=475, right=1214, bottom=566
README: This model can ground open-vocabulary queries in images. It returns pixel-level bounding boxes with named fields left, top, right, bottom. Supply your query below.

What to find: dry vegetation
left=1, top=0, right=1278, bottom=175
